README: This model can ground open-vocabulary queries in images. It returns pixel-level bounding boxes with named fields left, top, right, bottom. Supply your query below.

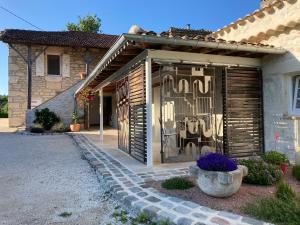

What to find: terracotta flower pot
left=281, top=162, right=287, bottom=174
left=70, top=124, right=81, bottom=132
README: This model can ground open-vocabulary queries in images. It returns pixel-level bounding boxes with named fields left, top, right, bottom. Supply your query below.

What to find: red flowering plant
left=197, top=153, right=237, bottom=172
left=76, top=87, right=96, bottom=108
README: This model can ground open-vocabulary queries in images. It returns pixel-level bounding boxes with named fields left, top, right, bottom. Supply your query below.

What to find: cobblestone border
left=71, top=134, right=271, bottom=225
left=17, top=129, right=66, bottom=136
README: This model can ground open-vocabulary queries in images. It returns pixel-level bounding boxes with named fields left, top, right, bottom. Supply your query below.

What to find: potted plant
left=189, top=153, right=248, bottom=198
left=70, top=111, right=80, bottom=132
left=262, top=151, right=290, bottom=175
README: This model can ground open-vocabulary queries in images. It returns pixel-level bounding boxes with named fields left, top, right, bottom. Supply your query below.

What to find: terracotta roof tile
left=0, top=29, right=119, bottom=48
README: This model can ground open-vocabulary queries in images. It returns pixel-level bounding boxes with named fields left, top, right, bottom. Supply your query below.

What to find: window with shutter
left=47, top=55, right=61, bottom=75
left=35, top=53, right=45, bottom=76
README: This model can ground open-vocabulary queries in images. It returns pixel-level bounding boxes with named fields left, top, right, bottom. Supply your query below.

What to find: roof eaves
left=213, top=0, right=294, bottom=36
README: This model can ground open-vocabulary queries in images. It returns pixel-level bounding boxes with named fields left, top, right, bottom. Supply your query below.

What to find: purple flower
left=197, top=153, right=237, bottom=172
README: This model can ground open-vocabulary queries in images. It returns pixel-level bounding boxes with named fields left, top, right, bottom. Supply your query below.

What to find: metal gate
left=160, top=64, right=217, bottom=163
left=223, top=67, right=264, bottom=157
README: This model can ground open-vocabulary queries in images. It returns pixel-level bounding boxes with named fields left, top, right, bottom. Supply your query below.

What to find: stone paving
left=71, top=134, right=271, bottom=225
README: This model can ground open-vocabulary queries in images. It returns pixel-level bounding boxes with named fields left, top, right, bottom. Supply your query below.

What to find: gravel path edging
left=70, top=134, right=272, bottom=225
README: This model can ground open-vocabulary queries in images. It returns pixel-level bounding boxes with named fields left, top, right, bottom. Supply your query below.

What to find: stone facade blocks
left=7, top=44, right=105, bottom=127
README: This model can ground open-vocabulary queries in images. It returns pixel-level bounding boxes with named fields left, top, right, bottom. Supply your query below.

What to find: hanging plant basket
left=87, top=94, right=94, bottom=101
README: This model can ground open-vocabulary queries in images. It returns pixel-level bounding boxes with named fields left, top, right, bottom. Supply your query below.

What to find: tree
left=0, top=95, right=8, bottom=118
left=66, top=15, right=101, bottom=33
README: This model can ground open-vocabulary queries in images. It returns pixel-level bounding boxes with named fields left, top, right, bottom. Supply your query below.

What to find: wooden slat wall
left=128, top=65, right=147, bottom=163
left=223, top=68, right=264, bottom=157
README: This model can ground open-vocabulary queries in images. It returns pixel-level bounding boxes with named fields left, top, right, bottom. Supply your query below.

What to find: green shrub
left=262, top=151, right=289, bottom=165
left=34, top=108, right=60, bottom=130
left=242, top=197, right=300, bottom=225
left=161, top=177, right=194, bottom=190
left=276, top=182, right=296, bottom=201
left=242, top=183, right=300, bottom=225
left=0, top=95, right=8, bottom=118
left=292, top=165, right=300, bottom=181
left=239, top=159, right=282, bottom=185
left=30, top=123, right=44, bottom=133
left=51, top=122, right=68, bottom=133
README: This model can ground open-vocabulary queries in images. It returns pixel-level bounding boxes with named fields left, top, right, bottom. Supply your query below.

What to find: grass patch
left=292, top=165, right=300, bottom=181
left=113, top=211, right=171, bottom=225
left=161, top=177, right=194, bottom=190
left=242, top=182, right=300, bottom=225
left=58, top=212, right=72, bottom=217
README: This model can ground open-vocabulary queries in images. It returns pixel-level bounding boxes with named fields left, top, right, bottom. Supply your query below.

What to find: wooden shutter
left=223, top=67, right=264, bottom=157
left=128, top=65, right=147, bottom=163
left=35, top=53, right=44, bottom=76
left=62, top=54, right=70, bottom=77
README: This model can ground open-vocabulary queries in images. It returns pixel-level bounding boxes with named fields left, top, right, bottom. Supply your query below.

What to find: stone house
left=0, top=29, right=118, bottom=127
left=74, top=0, right=300, bottom=166
left=1, top=0, right=300, bottom=166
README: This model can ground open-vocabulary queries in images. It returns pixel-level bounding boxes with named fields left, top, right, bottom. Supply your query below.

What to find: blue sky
left=0, top=0, right=261, bottom=95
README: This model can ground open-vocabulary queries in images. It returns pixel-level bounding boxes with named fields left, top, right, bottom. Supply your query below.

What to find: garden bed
left=145, top=167, right=300, bottom=215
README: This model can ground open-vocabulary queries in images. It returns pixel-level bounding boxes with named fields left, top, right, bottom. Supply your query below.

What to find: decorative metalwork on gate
left=116, top=77, right=129, bottom=153
left=160, top=65, right=218, bottom=162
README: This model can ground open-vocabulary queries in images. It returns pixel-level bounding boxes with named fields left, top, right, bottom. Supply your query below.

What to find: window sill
left=45, top=75, right=62, bottom=82
left=283, top=114, right=300, bottom=120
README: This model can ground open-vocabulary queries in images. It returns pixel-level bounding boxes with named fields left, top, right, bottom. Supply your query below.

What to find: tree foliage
left=0, top=95, right=8, bottom=118
left=66, top=15, right=101, bottom=33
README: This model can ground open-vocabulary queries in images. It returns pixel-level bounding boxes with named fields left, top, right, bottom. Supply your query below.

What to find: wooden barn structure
left=76, top=28, right=286, bottom=166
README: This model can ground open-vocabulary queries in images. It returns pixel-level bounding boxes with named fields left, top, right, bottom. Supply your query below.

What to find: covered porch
left=76, top=31, right=285, bottom=167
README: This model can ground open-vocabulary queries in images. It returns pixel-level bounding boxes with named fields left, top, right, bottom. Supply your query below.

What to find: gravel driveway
left=0, top=133, right=119, bottom=225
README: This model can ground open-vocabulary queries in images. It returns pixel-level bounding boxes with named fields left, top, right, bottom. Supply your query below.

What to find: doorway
left=103, top=96, right=112, bottom=127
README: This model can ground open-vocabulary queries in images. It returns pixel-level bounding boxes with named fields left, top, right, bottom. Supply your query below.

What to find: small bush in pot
left=70, top=111, right=80, bottom=132
left=190, top=153, right=247, bottom=197
left=239, top=159, right=282, bottom=185
left=34, top=108, right=60, bottom=130
left=30, top=123, right=44, bottom=133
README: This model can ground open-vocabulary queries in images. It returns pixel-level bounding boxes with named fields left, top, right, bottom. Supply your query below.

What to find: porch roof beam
left=147, top=50, right=262, bottom=68
left=93, top=50, right=148, bottom=91
left=92, top=49, right=263, bottom=91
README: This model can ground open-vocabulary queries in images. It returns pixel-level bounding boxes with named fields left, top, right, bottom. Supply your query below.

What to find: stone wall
left=8, top=44, right=105, bottom=127
left=213, top=1, right=300, bottom=160
left=25, top=81, right=84, bottom=128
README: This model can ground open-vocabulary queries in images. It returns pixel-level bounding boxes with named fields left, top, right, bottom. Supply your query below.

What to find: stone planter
left=190, top=165, right=248, bottom=198
left=70, top=124, right=81, bottom=132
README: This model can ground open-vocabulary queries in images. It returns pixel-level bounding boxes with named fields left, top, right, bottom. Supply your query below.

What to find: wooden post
left=145, top=57, right=153, bottom=167
left=9, top=44, right=47, bottom=110
left=27, top=45, right=32, bottom=109
left=99, top=88, right=104, bottom=145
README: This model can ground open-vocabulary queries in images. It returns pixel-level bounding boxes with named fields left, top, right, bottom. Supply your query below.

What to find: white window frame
left=290, top=75, right=300, bottom=115
left=46, top=53, right=62, bottom=76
